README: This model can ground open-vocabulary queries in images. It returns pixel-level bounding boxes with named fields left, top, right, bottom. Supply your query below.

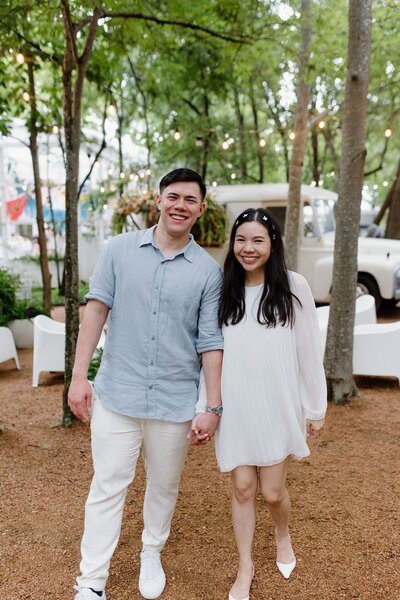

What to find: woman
left=199, top=208, right=326, bottom=600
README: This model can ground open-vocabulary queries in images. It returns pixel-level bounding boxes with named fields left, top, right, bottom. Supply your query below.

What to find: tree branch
left=61, top=0, right=80, bottom=65
left=80, top=6, right=102, bottom=67
left=78, top=99, right=108, bottom=198
left=100, top=11, right=251, bottom=43
left=182, top=98, right=202, bottom=116
left=364, top=134, right=390, bottom=177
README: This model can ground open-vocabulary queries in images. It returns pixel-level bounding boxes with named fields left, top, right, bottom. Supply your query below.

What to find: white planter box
left=9, top=319, right=34, bottom=348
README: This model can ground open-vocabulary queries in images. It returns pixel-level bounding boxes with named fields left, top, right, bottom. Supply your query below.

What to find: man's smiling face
left=156, top=181, right=206, bottom=239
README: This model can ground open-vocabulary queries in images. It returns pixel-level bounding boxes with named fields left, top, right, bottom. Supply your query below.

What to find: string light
left=212, top=181, right=217, bottom=187
left=22, top=91, right=30, bottom=101
left=100, top=187, right=105, bottom=193
left=231, top=173, right=236, bottom=180
left=222, top=141, right=229, bottom=150
left=146, top=168, right=151, bottom=175
left=173, top=130, right=181, bottom=140
left=120, top=172, right=125, bottom=179
left=383, top=181, right=388, bottom=187
left=129, top=174, right=135, bottom=180
left=385, top=129, right=392, bottom=138
left=259, top=139, right=266, bottom=147
left=289, top=132, right=295, bottom=140
left=373, top=184, right=378, bottom=190
left=318, top=121, right=326, bottom=129
left=16, top=52, right=25, bottom=64
left=52, top=125, right=59, bottom=134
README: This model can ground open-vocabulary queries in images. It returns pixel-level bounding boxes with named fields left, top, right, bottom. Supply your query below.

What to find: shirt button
left=149, top=385, right=153, bottom=390
left=150, top=361, right=154, bottom=366
left=153, top=311, right=156, bottom=315
left=151, top=336, right=155, bottom=340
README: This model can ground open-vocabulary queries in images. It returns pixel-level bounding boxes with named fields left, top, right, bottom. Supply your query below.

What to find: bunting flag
left=6, top=193, right=27, bottom=221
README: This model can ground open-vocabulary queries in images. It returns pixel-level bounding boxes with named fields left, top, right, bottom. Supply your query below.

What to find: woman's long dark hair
left=218, top=208, right=300, bottom=328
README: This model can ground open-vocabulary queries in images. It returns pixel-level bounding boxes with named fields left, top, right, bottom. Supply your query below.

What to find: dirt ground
left=1, top=306, right=400, bottom=600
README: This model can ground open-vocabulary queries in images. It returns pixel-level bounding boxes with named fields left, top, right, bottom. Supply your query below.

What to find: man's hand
left=306, top=418, right=325, bottom=439
left=187, top=412, right=220, bottom=446
left=68, top=377, right=93, bottom=422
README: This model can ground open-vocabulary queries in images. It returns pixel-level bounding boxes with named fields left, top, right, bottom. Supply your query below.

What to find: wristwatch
left=206, top=405, right=223, bottom=417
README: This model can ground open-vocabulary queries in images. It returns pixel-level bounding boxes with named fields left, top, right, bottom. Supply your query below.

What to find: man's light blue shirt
left=86, top=227, right=224, bottom=422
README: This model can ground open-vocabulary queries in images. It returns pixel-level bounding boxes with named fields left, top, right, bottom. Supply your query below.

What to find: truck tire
left=357, top=274, right=382, bottom=311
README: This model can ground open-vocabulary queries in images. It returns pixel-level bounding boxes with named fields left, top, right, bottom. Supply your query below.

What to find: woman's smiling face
left=233, top=220, right=272, bottom=284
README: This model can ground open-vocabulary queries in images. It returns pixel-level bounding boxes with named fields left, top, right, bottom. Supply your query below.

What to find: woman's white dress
left=197, top=271, right=327, bottom=472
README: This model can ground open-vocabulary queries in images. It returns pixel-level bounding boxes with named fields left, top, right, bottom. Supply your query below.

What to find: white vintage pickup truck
left=210, top=183, right=400, bottom=309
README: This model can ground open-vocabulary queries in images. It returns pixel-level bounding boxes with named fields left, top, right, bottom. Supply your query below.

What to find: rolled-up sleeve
left=85, top=240, right=115, bottom=308
left=292, top=274, right=327, bottom=420
left=195, top=264, right=224, bottom=354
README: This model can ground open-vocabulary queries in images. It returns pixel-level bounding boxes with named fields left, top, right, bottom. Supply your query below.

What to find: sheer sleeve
left=291, top=272, right=327, bottom=420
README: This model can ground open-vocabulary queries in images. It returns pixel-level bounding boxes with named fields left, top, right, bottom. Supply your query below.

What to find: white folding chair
left=0, top=327, right=20, bottom=370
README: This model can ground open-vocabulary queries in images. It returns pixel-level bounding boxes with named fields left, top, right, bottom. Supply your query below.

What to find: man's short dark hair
left=159, top=168, right=207, bottom=200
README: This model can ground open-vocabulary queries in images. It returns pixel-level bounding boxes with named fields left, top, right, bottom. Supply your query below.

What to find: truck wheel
left=357, top=274, right=382, bottom=311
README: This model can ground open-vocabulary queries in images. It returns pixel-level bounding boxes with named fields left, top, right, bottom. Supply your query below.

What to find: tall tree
left=26, top=57, right=52, bottom=315
left=60, top=1, right=102, bottom=424
left=324, top=0, right=372, bottom=404
left=284, top=0, right=313, bottom=270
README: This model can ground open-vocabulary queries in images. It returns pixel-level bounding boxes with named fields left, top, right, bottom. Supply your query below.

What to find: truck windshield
left=314, top=198, right=335, bottom=234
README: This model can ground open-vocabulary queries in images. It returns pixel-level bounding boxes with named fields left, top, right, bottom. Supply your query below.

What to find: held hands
left=187, top=412, right=220, bottom=446
left=306, top=418, right=325, bottom=439
left=68, top=377, right=93, bottom=422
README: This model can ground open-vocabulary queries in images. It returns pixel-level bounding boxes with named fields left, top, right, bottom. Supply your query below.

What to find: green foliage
left=87, top=347, right=103, bottom=382
left=0, top=268, right=45, bottom=324
left=0, top=268, right=20, bottom=325
left=1, top=0, right=399, bottom=209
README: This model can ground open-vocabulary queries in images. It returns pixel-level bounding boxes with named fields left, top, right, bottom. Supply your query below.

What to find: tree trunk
left=200, top=92, right=211, bottom=182
left=116, top=96, right=124, bottom=197
left=27, top=60, right=52, bottom=315
left=250, top=78, right=264, bottom=183
left=61, top=1, right=100, bottom=425
left=284, top=0, right=312, bottom=271
left=233, top=88, right=247, bottom=181
left=324, top=0, right=372, bottom=404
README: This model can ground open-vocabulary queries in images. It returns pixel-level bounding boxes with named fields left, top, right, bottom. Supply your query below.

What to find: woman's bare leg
left=259, top=458, right=295, bottom=564
left=229, top=465, right=258, bottom=599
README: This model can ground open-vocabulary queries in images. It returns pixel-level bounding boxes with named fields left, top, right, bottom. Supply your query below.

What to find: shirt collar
left=139, top=226, right=197, bottom=262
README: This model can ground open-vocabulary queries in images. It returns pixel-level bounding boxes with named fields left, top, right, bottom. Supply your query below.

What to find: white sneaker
left=73, top=586, right=106, bottom=600
left=138, top=549, right=166, bottom=599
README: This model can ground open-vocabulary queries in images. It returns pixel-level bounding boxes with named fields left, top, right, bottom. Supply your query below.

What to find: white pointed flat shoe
left=276, top=558, right=296, bottom=579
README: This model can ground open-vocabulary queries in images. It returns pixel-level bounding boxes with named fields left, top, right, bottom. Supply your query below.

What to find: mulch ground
left=1, top=306, right=400, bottom=600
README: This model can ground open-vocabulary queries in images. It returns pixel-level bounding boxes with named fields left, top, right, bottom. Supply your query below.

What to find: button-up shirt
left=86, top=227, right=224, bottom=422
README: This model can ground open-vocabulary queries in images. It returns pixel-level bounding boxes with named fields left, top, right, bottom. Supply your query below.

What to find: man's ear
left=198, top=201, right=206, bottom=217
left=155, top=194, right=162, bottom=210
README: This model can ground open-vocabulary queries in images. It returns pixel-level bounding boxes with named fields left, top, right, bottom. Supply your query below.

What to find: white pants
left=76, top=394, right=190, bottom=591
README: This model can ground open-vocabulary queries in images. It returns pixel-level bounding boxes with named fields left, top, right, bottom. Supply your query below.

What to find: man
left=69, top=168, right=223, bottom=600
